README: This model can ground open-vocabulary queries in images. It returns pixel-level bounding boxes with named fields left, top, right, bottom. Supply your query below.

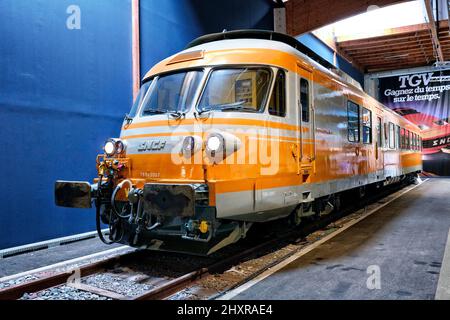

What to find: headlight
left=181, top=136, right=202, bottom=158
left=205, top=131, right=241, bottom=162
left=115, top=140, right=125, bottom=154
left=207, top=135, right=222, bottom=152
left=104, top=140, right=116, bottom=156
left=182, top=136, right=195, bottom=153
left=104, top=139, right=126, bottom=156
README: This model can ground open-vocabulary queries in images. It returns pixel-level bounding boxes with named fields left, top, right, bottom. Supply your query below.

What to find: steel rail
left=0, top=251, right=139, bottom=300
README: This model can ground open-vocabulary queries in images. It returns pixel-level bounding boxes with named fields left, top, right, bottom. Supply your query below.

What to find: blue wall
left=0, top=0, right=132, bottom=249
left=0, top=0, right=275, bottom=249
left=139, top=0, right=274, bottom=76
left=192, top=0, right=274, bottom=33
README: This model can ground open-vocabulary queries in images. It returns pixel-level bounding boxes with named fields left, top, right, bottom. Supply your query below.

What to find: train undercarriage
left=55, top=158, right=421, bottom=255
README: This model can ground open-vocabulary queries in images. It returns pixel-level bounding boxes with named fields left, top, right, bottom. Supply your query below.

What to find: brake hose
left=95, top=175, right=116, bottom=245
left=111, top=179, right=133, bottom=218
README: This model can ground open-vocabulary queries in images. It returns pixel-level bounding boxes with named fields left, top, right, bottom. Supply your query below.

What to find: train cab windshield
left=130, top=67, right=273, bottom=117
left=127, top=80, right=152, bottom=118
left=138, top=70, right=203, bottom=116
left=198, top=67, right=272, bottom=113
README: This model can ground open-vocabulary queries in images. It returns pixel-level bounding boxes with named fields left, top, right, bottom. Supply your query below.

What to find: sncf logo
left=138, top=140, right=167, bottom=152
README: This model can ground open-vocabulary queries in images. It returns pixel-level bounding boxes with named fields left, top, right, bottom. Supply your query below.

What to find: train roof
left=187, top=30, right=363, bottom=91
left=155, top=30, right=420, bottom=132
left=186, top=29, right=336, bottom=71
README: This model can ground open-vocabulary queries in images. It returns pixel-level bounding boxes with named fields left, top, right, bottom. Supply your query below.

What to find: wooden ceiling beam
left=343, top=44, right=435, bottom=56
left=285, top=0, right=406, bottom=36
left=416, top=29, right=431, bottom=63
left=337, top=21, right=449, bottom=47
left=348, top=43, right=435, bottom=53
left=339, top=40, right=450, bottom=59
left=366, top=62, right=432, bottom=72
left=338, top=34, right=432, bottom=48
left=356, top=57, right=432, bottom=67
left=424, top=0, right=444, bottom=62
left=338, top=35, right=433, bottom=49
left=336, top=22, right=432, bottom=43
left=355, top=51, right=434, bottom=61
left=342, top=34, right=450, bottom=50
left=364, top=57, right=431, bottom=65
left=342, top=41, right=433, bottom=53
left=365, top=62, right=431, bottom=72
left=354, top=56, right=434, bottom=65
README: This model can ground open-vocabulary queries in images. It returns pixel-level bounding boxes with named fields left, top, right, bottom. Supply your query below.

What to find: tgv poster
left=379, top=70, right=450, bottom=176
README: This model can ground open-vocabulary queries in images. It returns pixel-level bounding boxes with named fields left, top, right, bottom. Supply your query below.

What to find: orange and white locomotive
left=55, top=30, right=422, bottom=255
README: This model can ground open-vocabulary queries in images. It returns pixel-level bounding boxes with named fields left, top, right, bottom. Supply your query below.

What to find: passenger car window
left=300, top=78, right=309, bottom=122
left=377, top=117, right=382, bottom=146
left=389, top=122, right=395, bottom=149
left=396, top=125, right=400, bottom=149
left=409, top=131, right=413, bottom=150
left=268, top=70, right=286, bottom=117
left=384, top=123, right=389, bottom=148
left=406, top=130, right=410, bottom=149
left=362, top=108, right=372, bottom=144
left=347, top=101, right=360, bottom=142
left=400, top=128, right=405, bottom=149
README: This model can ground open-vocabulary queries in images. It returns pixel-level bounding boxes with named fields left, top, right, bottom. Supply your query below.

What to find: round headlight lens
left=115, top=140, right=125, bottom=154
left=104, top=141, right=116, bottom=156
left=207, top=136, right=222, bottom=152
left=182, top=136, right=195, bottom=152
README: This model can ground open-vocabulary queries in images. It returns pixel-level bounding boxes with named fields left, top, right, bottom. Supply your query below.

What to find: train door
left=375, top=115, right=384, bottom=178
left=297, top=63, right=315, bottom=177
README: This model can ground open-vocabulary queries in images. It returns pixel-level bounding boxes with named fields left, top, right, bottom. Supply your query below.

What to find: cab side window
left=300, top=78, right=309, bottom=122
left=268, top=71, right=286, bottom=117
left=347, top=101, right=360, bottom=142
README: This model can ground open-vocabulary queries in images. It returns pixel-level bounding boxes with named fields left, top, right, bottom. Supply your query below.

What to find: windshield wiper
left=198, top=100, right=247, bottom=114
left=142, top=108, right=167, bottom=115
left=220, top=105, right=258, bottom=112
left=169, top=110, right=185, bottom=119
left=143, top=108, right=186, bottom=119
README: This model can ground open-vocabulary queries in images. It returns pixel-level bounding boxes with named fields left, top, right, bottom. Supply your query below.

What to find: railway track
left=0, top=228, right=307, bottom=300
left=0, top=181, right=418, bottom=300
left=0, top=252, right=137, bottom=300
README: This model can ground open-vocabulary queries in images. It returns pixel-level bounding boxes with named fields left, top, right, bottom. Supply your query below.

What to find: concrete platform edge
left=0, top=229, right=109, bottom=259
left=218, top=180, right=427, bottom=300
